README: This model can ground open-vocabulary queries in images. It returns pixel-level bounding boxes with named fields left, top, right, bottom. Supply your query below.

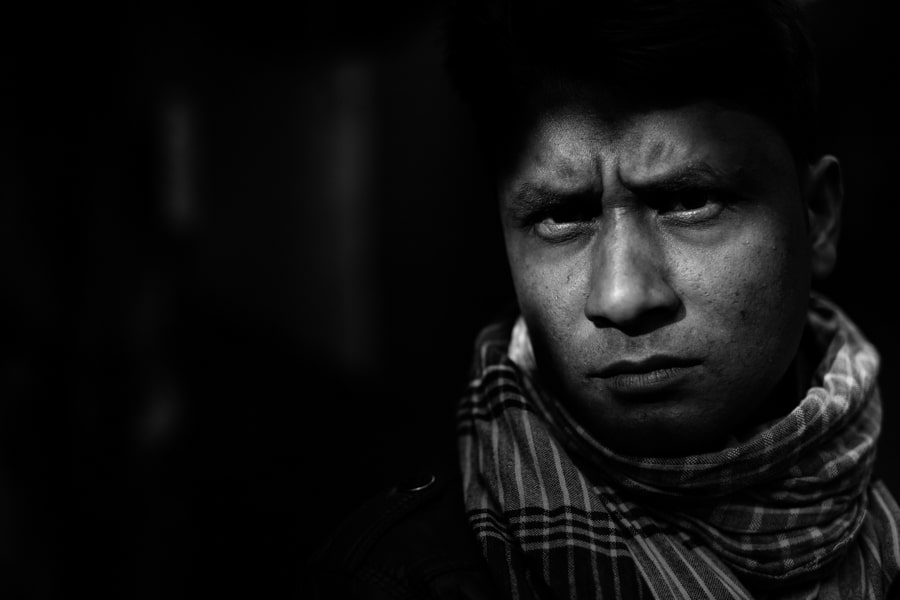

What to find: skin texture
left=499, top=101, right=842, bottom=457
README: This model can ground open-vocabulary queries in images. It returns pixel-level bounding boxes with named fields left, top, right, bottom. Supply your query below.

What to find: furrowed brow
left=624, top=162, right=737, bottom=193
left=509, top=184, right=561, bottom=212
left=509, top=183, right=597, bottom=212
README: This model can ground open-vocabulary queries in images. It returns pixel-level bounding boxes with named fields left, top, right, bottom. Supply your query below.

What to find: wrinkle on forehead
left=616, top=104, right=784, bottom=187
left=512, top=110, right=609, bottom=193
left=502, top=102, right=794, bottom=198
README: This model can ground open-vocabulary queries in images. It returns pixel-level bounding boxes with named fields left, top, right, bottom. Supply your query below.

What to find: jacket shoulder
left=306, top=465, right=496, bottom=600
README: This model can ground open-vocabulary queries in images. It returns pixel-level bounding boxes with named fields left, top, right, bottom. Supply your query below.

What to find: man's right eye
left=532, top=204, right=596, bottom=240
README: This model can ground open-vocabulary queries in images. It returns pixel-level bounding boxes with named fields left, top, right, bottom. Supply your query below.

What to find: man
left=310, top=0, right=900, bottom=597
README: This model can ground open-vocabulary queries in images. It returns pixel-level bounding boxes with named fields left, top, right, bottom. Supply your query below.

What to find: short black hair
left=444, top=0, right=819, bottom=173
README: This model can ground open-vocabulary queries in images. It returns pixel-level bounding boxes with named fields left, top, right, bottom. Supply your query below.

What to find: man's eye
left=532, top=204, right=595, bottom=240
left=651, top=191, right=726, bottom=223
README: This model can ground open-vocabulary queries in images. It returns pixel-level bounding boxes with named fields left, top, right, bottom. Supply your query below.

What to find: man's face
left=499, top=101, right=818, bottom=456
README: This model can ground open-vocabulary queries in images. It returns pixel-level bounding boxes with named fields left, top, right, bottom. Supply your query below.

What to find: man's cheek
left=678, top=240, right=775, bottom=307
left=694, top=263, right=792, bottom=365
left=516, top=258, right=573, bottom=307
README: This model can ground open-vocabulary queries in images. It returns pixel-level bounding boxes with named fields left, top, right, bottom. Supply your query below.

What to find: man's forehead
left=504, top=103, right=790, bottom=192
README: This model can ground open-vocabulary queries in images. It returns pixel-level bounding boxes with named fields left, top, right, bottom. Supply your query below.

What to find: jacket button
left=399, top=472, right=436, bottom=493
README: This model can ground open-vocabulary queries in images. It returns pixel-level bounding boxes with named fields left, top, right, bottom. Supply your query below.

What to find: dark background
left=3, top=0, right=898, bottom=597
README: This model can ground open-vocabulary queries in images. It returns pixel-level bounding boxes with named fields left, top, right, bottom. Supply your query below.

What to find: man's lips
left=591, top=355, right=702, bottom=395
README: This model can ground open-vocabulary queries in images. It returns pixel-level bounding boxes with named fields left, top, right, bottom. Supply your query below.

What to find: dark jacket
left=307, top=464, right=497, bottom=599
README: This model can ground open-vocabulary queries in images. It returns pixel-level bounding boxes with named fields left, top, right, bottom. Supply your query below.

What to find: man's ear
left=804, top=155, right=843, bottom=280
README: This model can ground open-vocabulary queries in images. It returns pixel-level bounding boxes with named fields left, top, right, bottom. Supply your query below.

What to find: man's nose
left=584, top=217, right=680, bottom=334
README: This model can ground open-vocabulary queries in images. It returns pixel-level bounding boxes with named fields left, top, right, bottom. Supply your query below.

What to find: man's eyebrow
left=509, top=183, right=596, bottom=212
left=623, top=162, right=739, bottom=192
left=510, top=163, right=741, bottom=210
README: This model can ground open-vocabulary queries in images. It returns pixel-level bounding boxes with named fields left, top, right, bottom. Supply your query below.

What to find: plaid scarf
left=458, top=295, right=900, bottom=599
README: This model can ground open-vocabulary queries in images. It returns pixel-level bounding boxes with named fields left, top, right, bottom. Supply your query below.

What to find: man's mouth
left=592, top=355, right=701, bottom=395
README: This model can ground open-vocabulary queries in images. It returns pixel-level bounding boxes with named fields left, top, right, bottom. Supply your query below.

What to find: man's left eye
left=652, top=191, right=726, bottom=223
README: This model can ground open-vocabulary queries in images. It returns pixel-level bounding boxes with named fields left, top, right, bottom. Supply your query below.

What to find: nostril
left=588, top=302, right=683, bottom=337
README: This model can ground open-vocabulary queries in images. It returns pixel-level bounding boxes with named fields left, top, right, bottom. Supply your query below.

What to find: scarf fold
left=457, top=295, right=900, bottom=599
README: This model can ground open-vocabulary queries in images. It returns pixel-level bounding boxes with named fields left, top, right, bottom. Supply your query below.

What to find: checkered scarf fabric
left=457, top=295, right=900, bottom=599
